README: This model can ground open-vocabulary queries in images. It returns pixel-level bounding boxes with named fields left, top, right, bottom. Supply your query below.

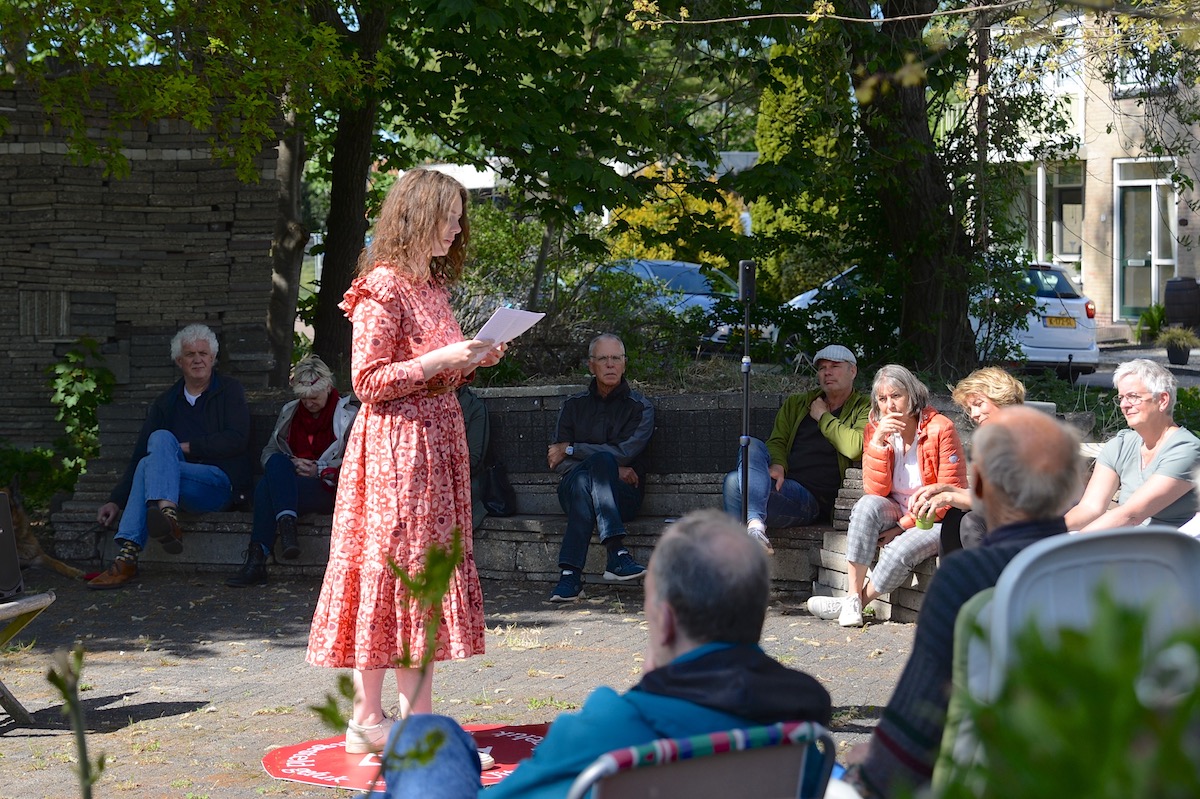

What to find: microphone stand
left=739, top=260, right=756, bottom=525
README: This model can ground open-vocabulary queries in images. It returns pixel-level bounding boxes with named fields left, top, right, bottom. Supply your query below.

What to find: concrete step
left=503, top=473, right=723, bottom=516
left=52, top=508, right=829, bottom=597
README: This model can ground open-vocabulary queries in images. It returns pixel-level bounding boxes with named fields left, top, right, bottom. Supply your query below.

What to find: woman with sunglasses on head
left=1065, top=358, right=1200, bottom=532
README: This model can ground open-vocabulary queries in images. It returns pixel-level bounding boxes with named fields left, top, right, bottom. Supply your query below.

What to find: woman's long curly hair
left=358, top=168, right=470, bottom=286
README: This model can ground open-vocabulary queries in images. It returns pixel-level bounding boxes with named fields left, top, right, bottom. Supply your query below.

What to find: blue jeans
left=362, top=714, right=481, bottom=799
left=250, top=453, right=335, bottom=551
left=116, top=429, right=233, bottom=548
left=722, top=437, right=822, bottom=527
left=556, top=452, right=642, bottom=570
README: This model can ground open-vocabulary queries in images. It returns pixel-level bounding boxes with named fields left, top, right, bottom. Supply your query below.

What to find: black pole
left=738, top=260, right=756, bottom=525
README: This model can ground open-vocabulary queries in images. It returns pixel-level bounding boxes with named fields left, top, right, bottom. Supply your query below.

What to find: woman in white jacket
left=227, top=355, right=357, bottom=587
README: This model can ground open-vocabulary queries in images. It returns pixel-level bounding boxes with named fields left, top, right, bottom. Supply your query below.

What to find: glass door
left=1116, top=160, right=1177, bottom=318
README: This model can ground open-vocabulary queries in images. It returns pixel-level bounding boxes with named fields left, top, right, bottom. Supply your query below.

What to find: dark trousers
left=250, top=453, right=335, bottom=550
left=556, top=452, right=642, bottom=571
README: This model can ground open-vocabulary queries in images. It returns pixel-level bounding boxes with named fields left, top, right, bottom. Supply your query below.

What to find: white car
left=786, top=262, right=1099, bottom=378
left=993, top=263, right=1098, bottom=377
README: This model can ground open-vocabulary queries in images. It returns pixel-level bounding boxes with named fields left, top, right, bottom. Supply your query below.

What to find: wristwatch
left=565, top=444, right=575, bottom=456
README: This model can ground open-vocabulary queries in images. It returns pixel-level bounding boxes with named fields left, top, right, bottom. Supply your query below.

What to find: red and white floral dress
left=306, top=265, right=485, bottom=670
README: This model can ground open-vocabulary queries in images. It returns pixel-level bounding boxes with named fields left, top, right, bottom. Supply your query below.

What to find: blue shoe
left=550, top=569, right=585, bottom=602
left=603, top=549, right=646, bottom=582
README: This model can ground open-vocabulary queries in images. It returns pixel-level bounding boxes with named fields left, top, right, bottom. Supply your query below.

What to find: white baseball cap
left=813, top=344, right=857, bottom=366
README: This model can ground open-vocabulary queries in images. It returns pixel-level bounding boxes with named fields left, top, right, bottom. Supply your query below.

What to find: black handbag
left=482, top=462, right=517, bottom=517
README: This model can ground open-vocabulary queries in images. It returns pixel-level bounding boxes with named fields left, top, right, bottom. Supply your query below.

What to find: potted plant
left=1136, top=303, right=1167, bottom=346
left=1156, top=326, right=1200, bottom=365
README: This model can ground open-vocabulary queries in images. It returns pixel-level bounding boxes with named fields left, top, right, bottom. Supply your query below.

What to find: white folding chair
left=933, top=526, right=1200, bottom=787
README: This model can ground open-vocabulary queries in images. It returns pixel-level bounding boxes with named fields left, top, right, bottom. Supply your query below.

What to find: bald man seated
left=842, top=406, right=1084, bottom=798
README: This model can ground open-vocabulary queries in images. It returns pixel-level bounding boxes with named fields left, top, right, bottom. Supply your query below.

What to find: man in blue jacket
left=366, top=509, right=833, bottom=799
left=88, top=323, right=251, bottom=589
left=546, top=333, right=656, bottom=602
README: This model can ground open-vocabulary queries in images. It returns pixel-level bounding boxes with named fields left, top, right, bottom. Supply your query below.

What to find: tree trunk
left=311, top=99, right=378, bottom=375
left=306, top=4, right=389, bottom=376
left=267, top=113, right=308, bottom=387
left=528, top=218, right=558, bottom=311
left=845, top=1, right=979, bottom=376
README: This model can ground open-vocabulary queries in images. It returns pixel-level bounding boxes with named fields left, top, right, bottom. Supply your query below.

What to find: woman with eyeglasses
left=1065, top=358, right=1200, bottom=531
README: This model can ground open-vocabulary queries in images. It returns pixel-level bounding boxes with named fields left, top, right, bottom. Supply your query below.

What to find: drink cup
left=915, top=513, right=934, bottom=530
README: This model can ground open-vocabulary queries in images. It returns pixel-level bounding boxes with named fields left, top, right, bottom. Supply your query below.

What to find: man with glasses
left=546, top=334, right=655, bottom=602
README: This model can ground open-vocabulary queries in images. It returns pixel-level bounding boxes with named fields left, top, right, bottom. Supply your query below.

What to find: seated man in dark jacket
left=88, top=323, right=251, bottom=589
left=366, top=509, right=833, bottom=799
left=842, top=406, right=1083, bottom=798
left=546, top=333, right=655, bottom=602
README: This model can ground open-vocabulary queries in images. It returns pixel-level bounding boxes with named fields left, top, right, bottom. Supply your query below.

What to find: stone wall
left=0, top=87, right=279, bottom=448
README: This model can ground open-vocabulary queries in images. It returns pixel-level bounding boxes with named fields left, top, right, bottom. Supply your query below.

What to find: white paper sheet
left=473, top=307, right=545, bottom=346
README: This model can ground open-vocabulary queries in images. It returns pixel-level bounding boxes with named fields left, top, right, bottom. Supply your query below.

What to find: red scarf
left=287, top=389, right=339, bottom=460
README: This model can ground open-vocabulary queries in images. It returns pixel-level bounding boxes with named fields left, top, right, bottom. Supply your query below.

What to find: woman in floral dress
left=306, top=169, right=503, bottom=754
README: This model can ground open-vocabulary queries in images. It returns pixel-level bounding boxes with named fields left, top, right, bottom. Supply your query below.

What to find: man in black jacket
left=88, top=324, right=251, bottom=589
left=546, top=333, right=655, bottom=602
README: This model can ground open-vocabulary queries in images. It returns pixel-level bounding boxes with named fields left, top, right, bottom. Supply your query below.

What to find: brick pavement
left=0, top=569, right=913, bottom=799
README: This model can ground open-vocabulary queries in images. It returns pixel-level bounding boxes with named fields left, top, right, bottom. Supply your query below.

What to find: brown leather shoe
left=87, top=559, right=138, bottom=590
left=147, top=507, right=183, bottom=554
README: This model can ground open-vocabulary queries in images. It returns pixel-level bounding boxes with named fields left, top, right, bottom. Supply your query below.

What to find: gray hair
left=972, top=411, right=1083, bottom=519
left=869, top=364, right=931, bottom=423
left=1113, top=358, right=1177, bottom=416
left=588, top=333, right=624, bottom=358
left=290, top=355, right=334, bottom=398
left=648, top=510, right=769, bottom=645
left=170, top=324, right=219, bottom=360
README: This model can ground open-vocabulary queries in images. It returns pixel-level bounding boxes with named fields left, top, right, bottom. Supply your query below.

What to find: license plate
left=1045, top=316, right=1076, bottom=328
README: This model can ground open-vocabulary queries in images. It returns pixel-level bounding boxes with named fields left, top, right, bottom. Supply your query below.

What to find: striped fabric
left=568, top=721, right=831, bottom=799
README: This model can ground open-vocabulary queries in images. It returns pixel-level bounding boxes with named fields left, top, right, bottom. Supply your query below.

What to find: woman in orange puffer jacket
left=806, top=364, right=967, bottom=627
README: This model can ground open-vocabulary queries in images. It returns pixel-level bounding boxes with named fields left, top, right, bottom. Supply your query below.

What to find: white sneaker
left=839, top=594, right=864, bottom=627
left=345, top=717, right=394, bottom=754
left=479, top=749, right=496, bottom=770
left=806, top=595, right=843, bottom=620
left=747, top=522, right=774, bottom=554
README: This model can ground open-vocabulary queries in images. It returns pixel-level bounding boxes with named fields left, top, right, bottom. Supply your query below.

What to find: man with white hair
left=722, top=343, right=870, bottom=553
left=89, top=324, right=251, bottom=589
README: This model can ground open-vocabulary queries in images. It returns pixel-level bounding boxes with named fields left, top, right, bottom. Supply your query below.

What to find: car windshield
left=645, top=262, right=737, bottom=296
left=1026, top=267, right=1081, bottom=299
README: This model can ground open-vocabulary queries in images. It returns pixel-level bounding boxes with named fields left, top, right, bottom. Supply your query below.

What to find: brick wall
left=0, top=87, right=279, bottom=448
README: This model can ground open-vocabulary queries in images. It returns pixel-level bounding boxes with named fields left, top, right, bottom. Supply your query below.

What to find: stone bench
left=45, top=384, right=1083, bottom=619
left=48, top=385, right=983, bottom=609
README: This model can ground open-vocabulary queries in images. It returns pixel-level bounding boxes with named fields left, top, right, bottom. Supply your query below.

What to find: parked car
left=600, top=258, right=760, bottom=349
left=975, top=262, right=1098, bottom=378
left=786, top=261, right=1099, bottom=379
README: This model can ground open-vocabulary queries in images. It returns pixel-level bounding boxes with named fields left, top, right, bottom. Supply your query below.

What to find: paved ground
left=1082, top=342, right=1200, bottom=388
left=19, top=345, right=1176, bottom=797
left=0, top=569, right=913, bottom=799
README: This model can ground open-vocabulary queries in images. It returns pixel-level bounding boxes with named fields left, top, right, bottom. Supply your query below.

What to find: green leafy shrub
left=46, top=338, right=116, bottom=474
left=0, top=444, right=76, bottom=510
left=939, top=592, right=1200, bottom=799
left=1136, top=303, right=1167, bottom=344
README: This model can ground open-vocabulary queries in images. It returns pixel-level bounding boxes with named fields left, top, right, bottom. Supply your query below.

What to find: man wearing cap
left=722, top=344, right=870, bottom=553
